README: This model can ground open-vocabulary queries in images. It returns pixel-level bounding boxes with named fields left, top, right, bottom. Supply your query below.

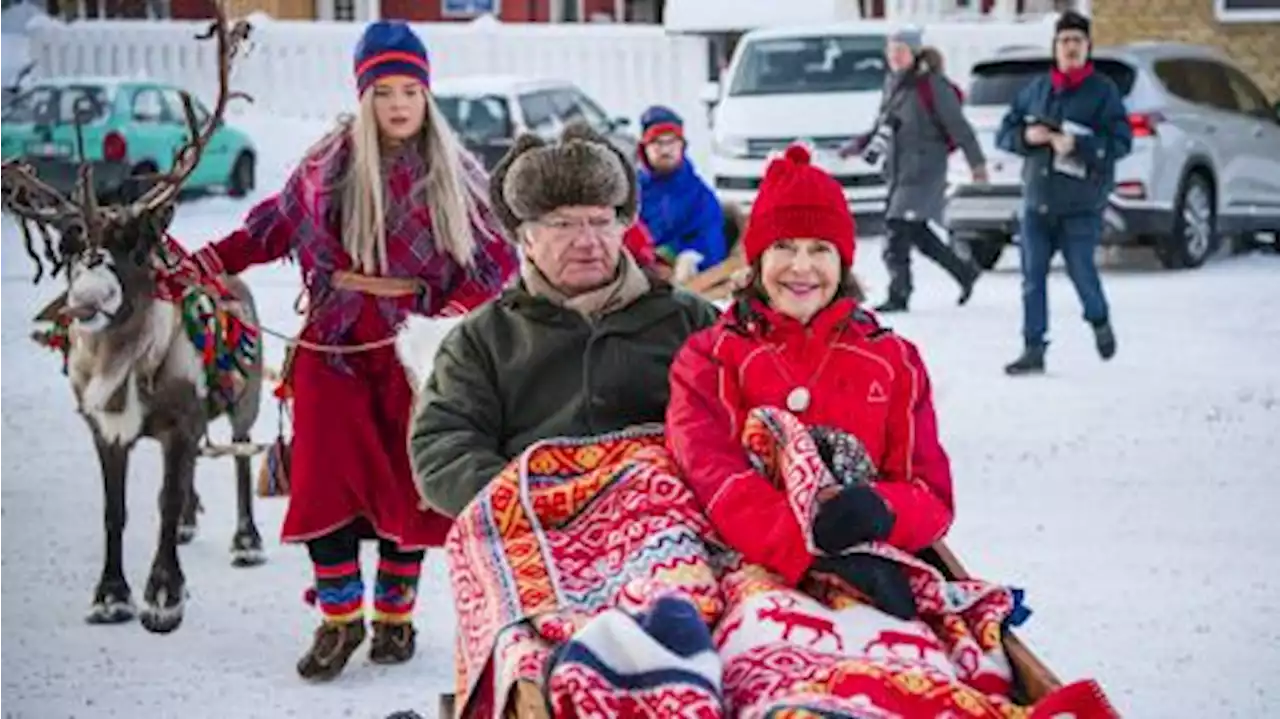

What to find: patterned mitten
left=812, top=485, right=894, bottom=555
left=808, top=426, right=878, bottom=487
left=813, top=553, right=917, bottom=621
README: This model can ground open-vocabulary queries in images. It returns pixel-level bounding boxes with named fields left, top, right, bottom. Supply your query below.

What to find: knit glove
left=812, top=485, right=894, bottom=555
left=813, top=553, right=917, bottom=621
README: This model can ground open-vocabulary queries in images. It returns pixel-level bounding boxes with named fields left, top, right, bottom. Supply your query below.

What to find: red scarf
left=1051, top=62, right=1094, bottom=92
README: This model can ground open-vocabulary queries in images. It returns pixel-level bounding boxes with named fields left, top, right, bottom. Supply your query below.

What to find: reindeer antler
left=1, top=160, right=86, bottom=281
left=0, top=0, right=253, bottom=284
left=124, top=3, right=253, bottom=219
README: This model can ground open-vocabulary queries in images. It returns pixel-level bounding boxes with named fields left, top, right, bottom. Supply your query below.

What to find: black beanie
left=1055, top=10, right=1091, bottom=38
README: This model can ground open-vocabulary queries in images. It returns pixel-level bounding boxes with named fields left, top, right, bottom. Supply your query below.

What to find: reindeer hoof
left=178, top=522, right=198, bottom=545
left=231, top=546, right=267, bottom=568
left=231, top=530, right=266, bottom=568
left=86, top=597, right=137, bottom=625
left=140, top=588, right=186, bottom=634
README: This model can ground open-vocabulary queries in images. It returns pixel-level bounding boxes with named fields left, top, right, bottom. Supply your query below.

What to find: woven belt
left=331, top=271, right=423, bottom=298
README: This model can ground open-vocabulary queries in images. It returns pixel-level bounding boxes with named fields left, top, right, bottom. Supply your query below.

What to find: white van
left=704, top=22, right=896, bottom=235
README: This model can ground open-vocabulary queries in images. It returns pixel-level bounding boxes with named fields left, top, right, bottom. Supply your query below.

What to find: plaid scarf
left=246, top=130, right=515, bottom=368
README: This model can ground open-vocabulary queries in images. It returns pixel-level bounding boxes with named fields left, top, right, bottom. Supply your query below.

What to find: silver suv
left=944, top=43, right=1280, bottom=270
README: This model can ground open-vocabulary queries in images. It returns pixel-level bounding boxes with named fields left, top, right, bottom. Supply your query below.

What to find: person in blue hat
left=636, top=106, right=729, bottom=276
left=191, top=20, right=518, bottom=680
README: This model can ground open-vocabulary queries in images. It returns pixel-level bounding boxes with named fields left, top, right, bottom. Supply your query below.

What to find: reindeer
left=0, top=4, right=262, bottom=634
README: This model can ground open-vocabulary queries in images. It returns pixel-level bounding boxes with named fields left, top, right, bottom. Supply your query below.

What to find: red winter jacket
left=666, top=297, right=954, bottom=586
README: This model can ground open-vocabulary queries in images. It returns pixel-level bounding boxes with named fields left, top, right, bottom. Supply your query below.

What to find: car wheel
left=115, top=162, right=157, bottom=203
left=1156, top=172, right=1216, bottom=270
left=227, top=152, right=255, bottom=198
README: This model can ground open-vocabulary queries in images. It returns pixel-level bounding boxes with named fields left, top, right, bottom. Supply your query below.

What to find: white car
left=704, top=23, right=892, bottom=236
left=430, top=75, right=636, bottom=170
left=945, top=43, right=1280, bottom=270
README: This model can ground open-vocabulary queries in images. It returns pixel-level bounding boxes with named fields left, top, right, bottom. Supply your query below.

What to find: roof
left=740, top=20, right=901, bottom=42
left=430, top=74, right=574, bottom=98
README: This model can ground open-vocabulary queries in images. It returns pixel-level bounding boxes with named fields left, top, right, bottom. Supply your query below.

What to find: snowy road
left=3, top=115, right=1278, bottom=718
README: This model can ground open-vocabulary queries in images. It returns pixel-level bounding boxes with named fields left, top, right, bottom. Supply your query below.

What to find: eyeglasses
left=534, top=216, right=622, bottom=239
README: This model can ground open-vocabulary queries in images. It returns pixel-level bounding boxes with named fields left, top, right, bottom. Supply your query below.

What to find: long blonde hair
left=336, top=91, right=488, bottom=274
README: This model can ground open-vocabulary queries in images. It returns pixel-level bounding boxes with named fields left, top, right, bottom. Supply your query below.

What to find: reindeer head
left=1, top=2, right=251, bottom=334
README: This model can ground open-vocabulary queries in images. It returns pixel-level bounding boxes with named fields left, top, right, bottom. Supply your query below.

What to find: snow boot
left=297, top=620, right=366, bottom=681
left=1093, top=321, right=1117, bottom=361
left=369, top=621, right=416, bottom=665
left=1004, top=345, right=1046, bottom=376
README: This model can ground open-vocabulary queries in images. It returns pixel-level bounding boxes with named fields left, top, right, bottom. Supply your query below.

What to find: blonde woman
left=191, top=21, right=517, bottom=680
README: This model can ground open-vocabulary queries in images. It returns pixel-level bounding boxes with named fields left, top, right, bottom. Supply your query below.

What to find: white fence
left=25, top=16, right=1057, bottom=171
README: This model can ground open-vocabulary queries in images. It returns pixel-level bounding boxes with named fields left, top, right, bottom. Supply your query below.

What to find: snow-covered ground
left=3, top=113, right=1279, bottom=718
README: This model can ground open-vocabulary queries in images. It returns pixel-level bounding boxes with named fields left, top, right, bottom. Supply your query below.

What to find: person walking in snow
left=637, top=106, right=729, bottom=275
left=191, top=20, right=518, bottom=680
left=666, top=144, right=955, bottom=621
left=841, top=28, right=987, bottom=313
left=996, top=11, right=1131, bottom=375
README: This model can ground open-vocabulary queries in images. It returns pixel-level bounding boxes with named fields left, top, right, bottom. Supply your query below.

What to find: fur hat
left=489, top=122, right=638, bottom=235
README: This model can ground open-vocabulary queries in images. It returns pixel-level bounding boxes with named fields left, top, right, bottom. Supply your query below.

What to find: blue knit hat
left=353, top=20, right=430, bottom=95
left=640, top=105, right=684, bottom=144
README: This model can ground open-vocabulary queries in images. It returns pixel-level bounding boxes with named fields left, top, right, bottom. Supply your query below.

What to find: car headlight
left=713, top=134, right=748, bottom=158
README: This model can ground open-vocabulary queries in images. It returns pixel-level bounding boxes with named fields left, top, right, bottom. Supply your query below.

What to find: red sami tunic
left=666, top=297, right=955, bottom=585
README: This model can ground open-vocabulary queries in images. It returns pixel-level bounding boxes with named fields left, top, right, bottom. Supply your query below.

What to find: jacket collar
left=740, top=296, right=864, bottom=341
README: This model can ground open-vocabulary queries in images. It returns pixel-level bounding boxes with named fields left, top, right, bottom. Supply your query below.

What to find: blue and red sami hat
left=639, top=105, right=684, bottom=145
left=353, top=20, right=431, bottom=95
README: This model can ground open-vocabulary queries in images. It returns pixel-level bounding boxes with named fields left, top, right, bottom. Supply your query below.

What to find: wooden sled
left=436, top=540, right=1062, bottom=718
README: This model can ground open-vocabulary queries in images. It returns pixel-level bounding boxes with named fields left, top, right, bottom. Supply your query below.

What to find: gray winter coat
left=880, top=70, right=985, bottom=223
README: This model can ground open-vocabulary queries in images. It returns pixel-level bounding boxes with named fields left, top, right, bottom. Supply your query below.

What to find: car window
left=1155, top=59, right=1238, bottom=112
left=967, top=59, right=1136, bottom=106
left=547, top=88, right=608, bottom=132
left=132, top=87, right=174, bottom=123
left=160, top=88, right=210, bottom=126
left=729, top=34, right=887, bottom=96
left=435, top=94, right=512, bottom=142
left=518, top=90, right=559, bottom=137
left=1222, top=65, right=1272, bottom=119
left=2, top=85, right=112, bottom=125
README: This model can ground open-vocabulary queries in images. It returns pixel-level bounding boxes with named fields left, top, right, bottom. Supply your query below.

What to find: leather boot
left=296, top=620, right=366, bottom=681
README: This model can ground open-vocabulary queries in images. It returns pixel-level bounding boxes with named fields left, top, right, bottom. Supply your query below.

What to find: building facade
left=1091, top=0, right=1280, bottom=99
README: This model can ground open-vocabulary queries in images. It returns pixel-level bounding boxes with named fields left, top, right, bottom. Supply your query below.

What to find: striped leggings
left=306, top=522, right=423, bottom=625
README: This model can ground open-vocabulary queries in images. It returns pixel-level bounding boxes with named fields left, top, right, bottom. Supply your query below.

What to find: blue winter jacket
left=996, top=70, right=1133, bottom=217
left=638, top=158, right=727, bottom=271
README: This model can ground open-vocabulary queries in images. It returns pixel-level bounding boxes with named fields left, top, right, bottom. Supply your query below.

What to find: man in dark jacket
left=996, top=11, right=1132, bottom=375
left=409, top=123, right=720, bottom=517
left=843, top=28, right=987, bottom=313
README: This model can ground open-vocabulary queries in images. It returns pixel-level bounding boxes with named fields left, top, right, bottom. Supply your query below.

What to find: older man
left=409, top=123, right=721, bottom=517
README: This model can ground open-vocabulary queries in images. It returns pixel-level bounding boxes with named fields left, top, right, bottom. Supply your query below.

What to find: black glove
left=813, top=553, right=917, bottom=621
left=812, top=485, right=894, bottom=555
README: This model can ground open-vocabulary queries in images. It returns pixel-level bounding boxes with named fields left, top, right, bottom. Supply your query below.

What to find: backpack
left=916, top=75, right=965, bottom=154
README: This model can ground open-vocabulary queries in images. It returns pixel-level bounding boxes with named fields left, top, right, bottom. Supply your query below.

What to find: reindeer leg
left=178, top=478, right=201, bottom=545
left=230, top=431, right=265, bottom=567
left=87, top=436, right=136, bottom=624
left=139, top=430, right=193, bottom=634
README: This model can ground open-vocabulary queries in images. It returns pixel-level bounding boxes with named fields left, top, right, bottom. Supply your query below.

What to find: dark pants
left=882, top=219, right=975, bottom=303
left=306, top=521, right=426, bottom=567
left=1019, top=210, right=1110, bottom=348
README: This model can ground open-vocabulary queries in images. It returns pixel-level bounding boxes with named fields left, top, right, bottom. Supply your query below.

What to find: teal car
left=1, top=76, right=256, bottom=200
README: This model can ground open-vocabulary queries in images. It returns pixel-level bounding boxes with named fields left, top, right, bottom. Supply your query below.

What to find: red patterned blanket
left=444, top=408, right=1117, bottom=718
